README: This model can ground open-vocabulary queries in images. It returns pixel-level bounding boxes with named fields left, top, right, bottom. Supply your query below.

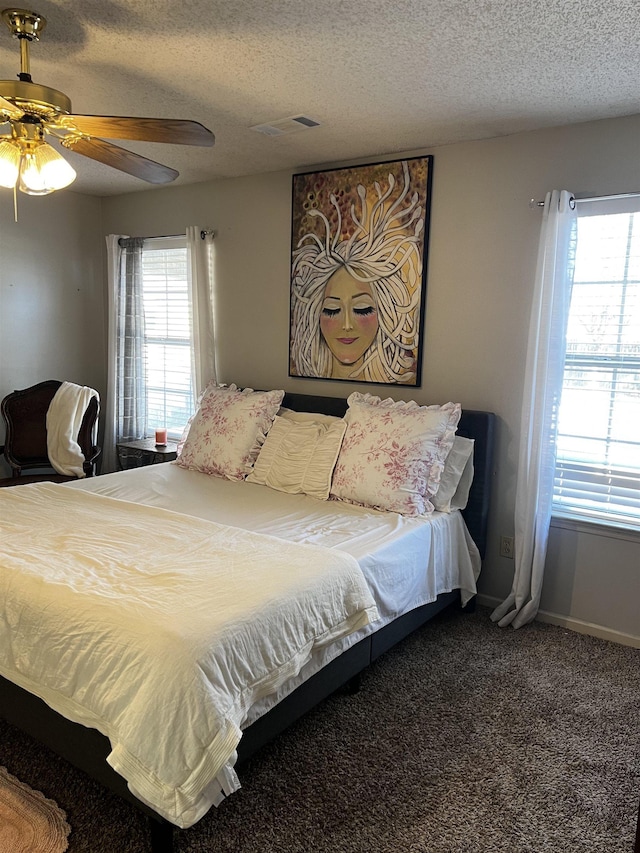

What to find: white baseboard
left=475, top=594, right=640, bottom=649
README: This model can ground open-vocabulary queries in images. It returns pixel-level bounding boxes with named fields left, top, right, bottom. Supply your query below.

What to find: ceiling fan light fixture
left=18, top=139, right=76, bottom=195
left=0, top=8, right=215, bottom=193
left=0, top=138, right=20, bottom=187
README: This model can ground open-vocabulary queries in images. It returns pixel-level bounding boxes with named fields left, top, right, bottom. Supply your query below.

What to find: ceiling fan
left=0, top=7, right=215, bottom=195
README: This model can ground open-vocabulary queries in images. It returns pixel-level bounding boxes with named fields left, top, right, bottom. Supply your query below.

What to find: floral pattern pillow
left=330, top=393, right=461, bottom=516
left=177, top=384, right=284, bottom=480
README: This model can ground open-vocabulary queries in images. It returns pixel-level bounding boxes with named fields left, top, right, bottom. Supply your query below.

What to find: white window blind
left=141, top=236, right=194, bottom=438
left=553, top=195, right=640, bottom=530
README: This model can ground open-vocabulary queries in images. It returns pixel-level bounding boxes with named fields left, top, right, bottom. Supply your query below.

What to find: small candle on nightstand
left=155, top=428, right=168, bottom=446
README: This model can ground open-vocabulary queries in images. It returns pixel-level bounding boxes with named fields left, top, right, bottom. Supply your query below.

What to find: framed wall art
left=289, top=155, right=433, bottom=386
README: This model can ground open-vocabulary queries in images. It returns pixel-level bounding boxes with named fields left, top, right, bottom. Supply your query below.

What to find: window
left=141, top=236, right=194, bottom=439
left=553, top=196, right=640, bottom=530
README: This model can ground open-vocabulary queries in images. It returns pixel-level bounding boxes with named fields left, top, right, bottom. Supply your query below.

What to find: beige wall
left=2, top=112, right=638, bottom=643
left=0, top=189, right=105, bottom=470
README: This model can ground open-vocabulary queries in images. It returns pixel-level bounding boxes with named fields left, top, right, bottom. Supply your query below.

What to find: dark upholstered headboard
left=282, top=392, right=496, bottom=561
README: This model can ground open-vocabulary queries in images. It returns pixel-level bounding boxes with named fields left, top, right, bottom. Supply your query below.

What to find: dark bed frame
left=0, top=393, right=495, bottom=853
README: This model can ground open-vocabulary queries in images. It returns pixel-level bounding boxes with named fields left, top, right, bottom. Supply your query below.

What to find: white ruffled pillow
left=177, top=384, right=284, bottom=480
left=432, top=436, right=474, bottom=512
left=330, top=393, right=461, bottom=516
left=277, top=407, right=342, bottom=427
left=248, top=415, right=347, bottom=500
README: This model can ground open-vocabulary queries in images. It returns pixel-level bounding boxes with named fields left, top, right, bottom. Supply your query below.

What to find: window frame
left=140, top=235, right=195, bottom=441
left=552, top=194, right=640, bottom=534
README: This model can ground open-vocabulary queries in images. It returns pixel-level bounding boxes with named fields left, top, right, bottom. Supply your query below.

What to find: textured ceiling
left=1, top=0, right=639, bottom=197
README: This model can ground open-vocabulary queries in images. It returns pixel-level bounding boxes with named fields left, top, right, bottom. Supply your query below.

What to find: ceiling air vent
left=250, top=115, right=321, bottom=136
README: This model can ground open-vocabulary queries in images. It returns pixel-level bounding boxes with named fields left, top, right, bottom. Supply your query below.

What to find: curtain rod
left=146, top=230, right=216, bottom=240
left=530, top=191, right=640, bottom=208
left=118, top=230, right=215, bottom=246
left=576, top=191, right=640, bottom=204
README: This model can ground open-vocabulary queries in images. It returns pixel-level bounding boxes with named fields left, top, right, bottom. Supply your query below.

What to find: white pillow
left=330, top=393, right=461, bottom=516
left=432, top=436, right=474, bottom=512
left=450, top=453, right=474, bottom=512
left=248, top=415, right=347, bottom=500
left=177, top=384, right=284, bottom=480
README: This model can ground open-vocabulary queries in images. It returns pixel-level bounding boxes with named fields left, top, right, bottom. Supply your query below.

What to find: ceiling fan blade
left=0, top=95, right=23, bottom=119
left=60, top=115, right=214, bottom=147
left=61, top=136, right=179, bottom=184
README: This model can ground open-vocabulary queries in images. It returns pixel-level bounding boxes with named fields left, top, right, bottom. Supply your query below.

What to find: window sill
left=551, top=513, right=640, bottom=545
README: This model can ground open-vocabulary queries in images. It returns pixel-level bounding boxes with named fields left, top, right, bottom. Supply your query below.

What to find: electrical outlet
left=500, top=536, right=515, bottom=559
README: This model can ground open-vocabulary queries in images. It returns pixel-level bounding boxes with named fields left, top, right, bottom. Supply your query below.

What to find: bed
left=0, top=390, right=495, bottom=853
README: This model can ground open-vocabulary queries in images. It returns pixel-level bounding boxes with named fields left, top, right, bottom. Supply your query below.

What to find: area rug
left=0, top=765, right=70, bottom=853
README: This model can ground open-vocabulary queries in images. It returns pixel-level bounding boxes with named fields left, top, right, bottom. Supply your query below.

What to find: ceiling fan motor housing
left=0, top=79, right=71, bottom=117
left=0, top=9, right=69, bottom=116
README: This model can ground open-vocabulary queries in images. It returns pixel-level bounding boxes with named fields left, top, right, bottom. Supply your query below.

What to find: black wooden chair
left=0, top=380, right=100, bottom=486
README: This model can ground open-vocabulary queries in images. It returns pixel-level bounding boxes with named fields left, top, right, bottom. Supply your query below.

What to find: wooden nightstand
left=116, top=438, right=178, bottom=470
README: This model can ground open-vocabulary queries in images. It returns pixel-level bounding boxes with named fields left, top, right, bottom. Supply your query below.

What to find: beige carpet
left=0, top=765, right=70, bottom=853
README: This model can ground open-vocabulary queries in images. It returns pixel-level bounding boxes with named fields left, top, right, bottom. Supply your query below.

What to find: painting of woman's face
left=290, top=156, right=432, bottom=385
left=319, top=267, right=379, bottom=375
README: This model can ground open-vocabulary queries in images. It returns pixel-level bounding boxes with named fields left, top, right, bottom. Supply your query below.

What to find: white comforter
left=0, top=483, right=378, bottom=827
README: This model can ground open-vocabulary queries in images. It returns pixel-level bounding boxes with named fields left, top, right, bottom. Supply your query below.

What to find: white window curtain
left=186, top=226, right=217, bottom=398
left=491, top=190, right=577, bottom=629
